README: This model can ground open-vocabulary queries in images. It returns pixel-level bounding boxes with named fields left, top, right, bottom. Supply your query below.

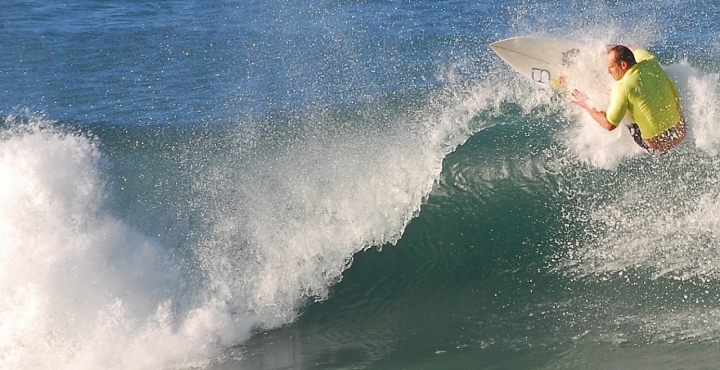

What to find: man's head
left=606, top=45, right=636, bottom=81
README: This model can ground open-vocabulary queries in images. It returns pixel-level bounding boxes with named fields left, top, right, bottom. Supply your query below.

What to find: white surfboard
left=490, top=37, right=603, bottom=90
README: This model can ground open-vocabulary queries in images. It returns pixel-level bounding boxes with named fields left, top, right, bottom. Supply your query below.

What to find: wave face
left=1, top=1, right=720, bottom=369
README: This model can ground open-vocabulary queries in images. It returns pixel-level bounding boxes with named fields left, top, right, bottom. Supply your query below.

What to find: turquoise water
left=2, top=1, right=720, bottom=369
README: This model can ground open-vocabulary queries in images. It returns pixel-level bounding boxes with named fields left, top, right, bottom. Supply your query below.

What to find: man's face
left=606, top=51, right=627, bottom=81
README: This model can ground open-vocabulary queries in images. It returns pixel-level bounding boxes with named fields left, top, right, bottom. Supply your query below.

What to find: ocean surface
left=2, top=1, right=720, bottom=369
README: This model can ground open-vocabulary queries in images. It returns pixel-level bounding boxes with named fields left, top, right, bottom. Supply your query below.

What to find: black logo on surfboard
left=532, top=68, right=550, bottom=83
left=562, top=48, right=580, bottom=67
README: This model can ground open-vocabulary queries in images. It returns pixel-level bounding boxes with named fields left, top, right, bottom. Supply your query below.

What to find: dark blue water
left=2, top=1, right=720, bottom=369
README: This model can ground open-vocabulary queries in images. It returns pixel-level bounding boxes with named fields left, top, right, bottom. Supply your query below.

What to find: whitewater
left=2, top=1, right=720, bottom=369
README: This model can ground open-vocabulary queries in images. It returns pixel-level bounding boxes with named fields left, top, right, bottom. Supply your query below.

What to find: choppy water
left=2, top=1, right=720, bottom=369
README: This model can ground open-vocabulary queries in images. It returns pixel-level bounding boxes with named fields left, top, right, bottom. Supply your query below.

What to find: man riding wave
left=571, top=45, right=686, bottom=153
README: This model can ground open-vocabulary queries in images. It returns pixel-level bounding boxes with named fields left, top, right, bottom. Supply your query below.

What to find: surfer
left=570, top=45, right=686, bottom=153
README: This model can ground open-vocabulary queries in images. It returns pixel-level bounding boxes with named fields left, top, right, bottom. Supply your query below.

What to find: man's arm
left=570, top=89, right=618, bottom=131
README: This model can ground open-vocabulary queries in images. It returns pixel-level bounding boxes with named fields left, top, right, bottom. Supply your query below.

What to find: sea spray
left=667, top=63, right=720, bottom=155
left=189, top=85, right=509, bottom=330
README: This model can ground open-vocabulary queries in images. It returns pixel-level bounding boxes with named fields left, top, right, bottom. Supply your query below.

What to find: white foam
left=0, top=117, right=250, bottom=370
left=665, top=63, right=720, bottom=155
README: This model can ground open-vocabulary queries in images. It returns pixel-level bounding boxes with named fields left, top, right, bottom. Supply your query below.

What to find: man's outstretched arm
left=570, top=89, right=618, bottom=131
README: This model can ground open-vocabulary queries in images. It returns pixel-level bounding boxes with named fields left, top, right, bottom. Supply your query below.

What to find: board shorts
left=626, top=120, right=686, bottom=154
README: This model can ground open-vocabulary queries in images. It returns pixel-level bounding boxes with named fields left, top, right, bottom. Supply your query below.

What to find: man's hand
left=570, top=89, right=617, bottom=131
left=570, top=89, right=590, bottom=110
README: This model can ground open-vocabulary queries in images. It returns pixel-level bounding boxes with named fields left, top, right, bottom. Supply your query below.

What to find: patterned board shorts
left=626, top=123, right=652, bottom=151
left=626, top=120, right=686, bottom=154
